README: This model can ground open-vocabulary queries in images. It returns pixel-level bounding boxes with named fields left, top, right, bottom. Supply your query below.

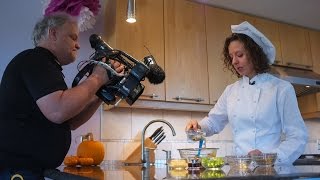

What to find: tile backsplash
left=100, top=107, right=320, bottom=162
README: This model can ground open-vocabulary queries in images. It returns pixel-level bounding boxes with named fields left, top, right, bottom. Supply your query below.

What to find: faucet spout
left=141, top=119, right=176, bottom=164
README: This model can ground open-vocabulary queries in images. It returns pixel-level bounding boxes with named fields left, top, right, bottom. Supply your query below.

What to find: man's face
left=53, top=21, right=80, bottom=65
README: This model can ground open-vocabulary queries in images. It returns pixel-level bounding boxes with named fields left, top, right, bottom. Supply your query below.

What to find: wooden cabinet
left=278, top=23, right=313, bottom=69
left=298, top=30, right=320, bottom=119
left=242, top=15, right=283, bottom=65
left=205, top=6, right=242, bottom=103
left=309, top=30, right=320, bottom=74
left=298, top=93, right=320, bottom=119
left=104, top=0, right=320, bottom=114
left=164, top=0, right=209, bottom=104
left=114, top=0, right=165, bottom=101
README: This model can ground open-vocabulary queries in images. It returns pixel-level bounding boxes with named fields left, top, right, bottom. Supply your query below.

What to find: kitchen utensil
left=178, top=148, right=218, bottom=169
left=224, top=155, right=252, bottom=169
left=251, top=153, right=277, bottom=166
left=153, top=132, right=164, bottom=143
left=149, top=126, right=163, bottom=140
left=186, top=129, right=205, bottom=142
left=197, top=139, right=204, bottom=156
left=168, top=158, right=188, bottom=170
left=155, top=135, right=166, bottom=145
left=152, top=128, right=164, bottom=141
left=124, top=138, right=157, bottom=164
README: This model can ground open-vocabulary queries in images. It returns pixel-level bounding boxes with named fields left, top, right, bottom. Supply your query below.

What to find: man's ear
left=48, top=28, right=57, bottom=41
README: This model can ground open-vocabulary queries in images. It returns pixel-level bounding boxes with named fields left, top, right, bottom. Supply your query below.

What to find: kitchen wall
left=101, top=108, right=320, bottom=162
left=0, top=0, right=319, bottom=165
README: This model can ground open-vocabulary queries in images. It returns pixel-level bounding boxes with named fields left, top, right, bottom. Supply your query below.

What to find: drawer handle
left=173, top=96, right=204, bottom=102
left=141, top=94, right=159, bottom=98
left=286, top=62, right=312, bottom=69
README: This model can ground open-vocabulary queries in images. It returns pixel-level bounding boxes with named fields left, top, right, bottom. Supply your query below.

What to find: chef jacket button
left=237, top=99, right=240, bottom=101
left=251, top=116, right=254, bottom=119
left=253, top=101, right=256, bottom=103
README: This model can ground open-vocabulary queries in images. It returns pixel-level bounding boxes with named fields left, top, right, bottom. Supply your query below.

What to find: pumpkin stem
left=82, top=132, right=94, bottom=141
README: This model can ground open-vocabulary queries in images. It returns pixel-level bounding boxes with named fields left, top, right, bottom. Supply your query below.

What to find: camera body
left=72, top=34, right=165, bottom=106
left=96, top=56, right=153, bottom=105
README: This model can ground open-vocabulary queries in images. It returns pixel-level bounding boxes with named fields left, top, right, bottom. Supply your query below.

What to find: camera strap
left=72, top=63, right=95, bottom=87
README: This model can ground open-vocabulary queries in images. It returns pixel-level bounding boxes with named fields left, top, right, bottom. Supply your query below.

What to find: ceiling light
left=126, top=0, right=136, bottom=23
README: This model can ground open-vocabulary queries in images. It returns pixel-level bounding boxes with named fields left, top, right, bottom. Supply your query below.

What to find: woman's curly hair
left=222, top=33, right=270, bottom=77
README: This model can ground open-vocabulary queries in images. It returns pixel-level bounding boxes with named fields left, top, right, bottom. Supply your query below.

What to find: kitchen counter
left=47, top=161, right=320, bottom=180
left=294, top=154, right=320, bottom=165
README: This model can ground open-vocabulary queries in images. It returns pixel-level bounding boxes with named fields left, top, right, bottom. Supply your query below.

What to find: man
left=0, top=12, right=123, bottom=179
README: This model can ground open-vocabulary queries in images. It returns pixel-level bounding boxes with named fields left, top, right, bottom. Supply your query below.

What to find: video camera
left=72, top=34, right=165, bottom=106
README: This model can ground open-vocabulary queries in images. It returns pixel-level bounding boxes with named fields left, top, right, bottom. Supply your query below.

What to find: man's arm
left=36, top=73, right=106, bottom=124
left=68, top=96, right=103, bottom=130
left=36, top=61, right=109, bottom=124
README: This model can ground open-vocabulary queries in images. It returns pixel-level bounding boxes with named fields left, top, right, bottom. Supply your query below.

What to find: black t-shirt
left=0, top=47, right=71, bottom=168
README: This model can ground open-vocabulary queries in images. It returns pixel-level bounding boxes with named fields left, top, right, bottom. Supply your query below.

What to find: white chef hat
left=231, top=21, right=276, bottom=64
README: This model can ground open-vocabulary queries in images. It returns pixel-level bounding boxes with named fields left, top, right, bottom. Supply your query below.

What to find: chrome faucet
left=141, top=119, right=176, bottom=166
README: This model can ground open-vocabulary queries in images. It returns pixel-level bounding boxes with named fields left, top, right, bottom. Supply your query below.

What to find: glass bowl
left=200, top=169, right=226, bottom=178
left=168, top=169, right=188, bottom=179
left=201, top=157, right=225, bottom=169
left=251, top=153, right=277, bottom=166
left=228, top=167, right=252, bottom=176
left=253, top=166, right=277, bottom=175
left=186, top=129, right=206, bottom=142
left=178, top=148, right=219, bottom=169
left=168, top=158, right=188, bottom=170
left=225, top=155, right=252, bottom=169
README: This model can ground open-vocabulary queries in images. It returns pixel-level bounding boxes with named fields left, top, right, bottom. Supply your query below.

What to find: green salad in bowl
left=200, top=169, right=226, bottom=178
left=201, top=157, right=225, bottom=169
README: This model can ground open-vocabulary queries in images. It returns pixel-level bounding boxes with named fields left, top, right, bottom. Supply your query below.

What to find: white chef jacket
left=199, top=73, right=308, bottom=165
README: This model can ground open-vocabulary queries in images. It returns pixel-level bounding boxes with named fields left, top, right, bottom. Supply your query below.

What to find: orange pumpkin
left=77, top=133, right=105, bottom=165
left=64, top=166, right=105, bottom=180
left=64, top=156, right=79, bottom=166
left=78, top=157, right=94, bottom=166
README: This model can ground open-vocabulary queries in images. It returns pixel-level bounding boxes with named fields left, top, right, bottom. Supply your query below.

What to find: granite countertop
left=45, top=161, right=320, bottom=180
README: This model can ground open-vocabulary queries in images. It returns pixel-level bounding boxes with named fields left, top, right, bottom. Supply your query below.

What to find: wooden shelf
left=103, top=99, right=214, bottom=112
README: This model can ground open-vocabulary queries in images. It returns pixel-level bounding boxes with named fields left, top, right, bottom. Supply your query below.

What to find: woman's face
left=228, top=40, right=256, bottom=79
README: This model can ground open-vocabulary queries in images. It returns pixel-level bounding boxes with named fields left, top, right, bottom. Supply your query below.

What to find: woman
left=186, top=21, right=308, bottom=165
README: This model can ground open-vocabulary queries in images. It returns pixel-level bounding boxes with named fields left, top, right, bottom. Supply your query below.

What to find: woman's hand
left=185, top=119, right=201, bottom=131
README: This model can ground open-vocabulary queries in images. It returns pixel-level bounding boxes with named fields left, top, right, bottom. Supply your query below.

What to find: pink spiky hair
left=44, top=0, right=101, bottom=31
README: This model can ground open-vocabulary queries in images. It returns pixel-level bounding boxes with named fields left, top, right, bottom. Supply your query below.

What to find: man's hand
left=91, top=58, right=125, bottom=85
left=110, top=59, right=124, bottom=73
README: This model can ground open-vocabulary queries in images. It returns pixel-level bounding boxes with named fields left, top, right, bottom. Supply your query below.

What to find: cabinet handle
left=140, top=94, right=159, bottom=99
left=173, top=96, right=204, bottom=102
left=286, top=62, right=312, bottom=69
left=274, top=60, right=281, bottom=64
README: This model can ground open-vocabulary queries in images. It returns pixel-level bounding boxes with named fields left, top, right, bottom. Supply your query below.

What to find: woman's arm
left=274, top=85, right=308, bottom=164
